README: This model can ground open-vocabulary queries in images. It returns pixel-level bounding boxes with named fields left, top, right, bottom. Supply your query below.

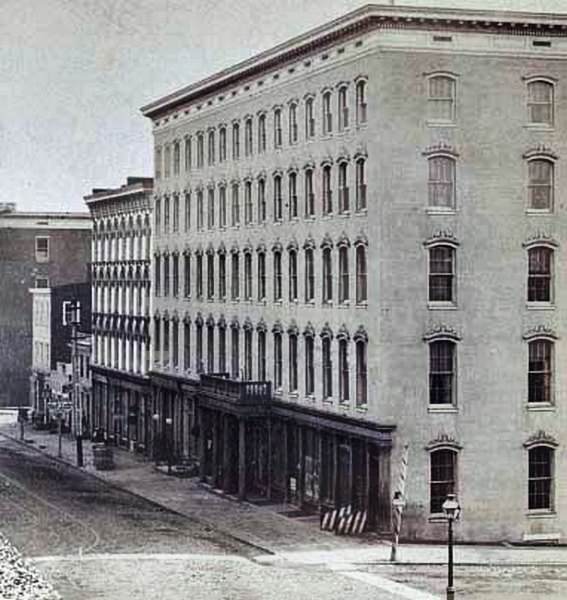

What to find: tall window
left=164, top=196, right=170, bottom=232
left=173, top=141, right=180, bottom=175
left=356, top=244, right=367, bottom=304
left=244, top=329, right=252, bottom=380
left=356, top=339, right=367, bottom=407
left=322, top=336, right=333, bottom=399
left=245, top=118, right=253, bottom=156
left=273, top=174, right=282, bottom=222
left=527, top=80, right=554, bottom=126
left=305, top=248, right=315, bottom=302
left=338, top=86, right=349, bottom=130
left=305, top=169, right=314, bottom=217
left=173, top=195, right=179, bottom=232
left=274, top=108, right=282, bottom=148
left=288, top=249, right=298, bottom=301
left=196, top=134, right=204, bottom=168
left=430, top=449, right=456, bottom=513
left=429, top=245, right=455, bottom=303
left=244, top=252, right=252, bottom=300
left=428, top=155, right=455, bottom=209
left=429, top=340, right=456, bottom=405
left=232, top=122, right=240, bottom=159
left=355, top=158, right=367, bottom=212
left=163, top=318, right=170, bottom=367
left=154, top=198, right=161, bottom=234
left=289, top=102, right=298, bottom=144
left=154, top=318, right=161, bottom=364
left=258, top=113, right=267, bottom=153
left=289, top=171, right=298, bottom=219
left=257, top=330, right=266, bottom=380
left=184, top=137, right=192, bottom=171
left=258, top=178, right=266, bottom=223
left=428, top=75, right=456, bottom=122
left=207, top=325, right=215, bottom=373
left=163, top=255, right=170, bottom=296
left=208, top=130, right=215, bottom=165
left=527, top=246, right=553, bottom=303
left=338, top=245, right=349, bottom=303
left=231, top=252, right=240, bottom=300
left=356, top=79, right=367, bottom=124
left=528, top=159, right=553, bottom=211
left=305, top=335, right=314, bottom=396
left=172, top=320, right=179, bottom=368
left=231, top=183, right=240, bottom=226
left=219, top=126, right=227, bottom=162
left=231, top=328, right=239, bottom=379
left=35, top=237, right=49, bottom=262
left=257, top=252, right=266, bottom=300
left=273, top=250, right=282, bottom=301
left=184, top=192, right=191, bottom=232
left=322, top=164, right=332, bottom=214
left=528, top=339, right=553, bottom=404
left=528, top=446, right=554, bottom=510
left=322, top=90, right=332, bottom=134
left=338, top=161, right=349, bottom=213
left=183, top=321, right=190, bottom=371
left=305, top=96, right=315, bottom=139
left=218, top=252, right=226, bottom=300
left=207, top=253, right=214, bottom=300
left=244, top=180, right=253, bottom=225
left=172, top=254, right=179, bottom=297
left=207, top=187, right=215, bottom=229
left=219, top=185, right=227, bottom=228
left=338, top=338, right=349, bottom=403
left=196, top=253, right=203, bottom=299
left=183, top=254, right=191, bottom=297
left=155, top=147, right=162, bottom=180
left=274, top=332, right=283, bottom=390
left=322, top=247, right=333, bottom=303
left=154, top=254, right=161, bottom=296
left=218, top=327, right=226, bottom=373
left=289, top=333, right=298, bottom=393
left=164, top=145, right=171, bottom=177
left=196, top=189, right=204, bottom=230
left=196, top=321, right=203, bottom=372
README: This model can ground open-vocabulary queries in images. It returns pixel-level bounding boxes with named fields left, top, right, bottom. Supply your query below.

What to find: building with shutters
left=140, top=4, right=567, bottom=542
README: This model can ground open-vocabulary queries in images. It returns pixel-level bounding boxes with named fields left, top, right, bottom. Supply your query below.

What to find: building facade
left=0, top=208, right=91, bottom=406
left=85, top=177, right=154, bottom=453
left=141, top=5, right=567, bottom=542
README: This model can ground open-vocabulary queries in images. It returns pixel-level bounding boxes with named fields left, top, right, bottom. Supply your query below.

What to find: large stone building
left=140, top=4, right=567, bottom=542
left=0, top=206, right=91, bottom=406
left=85, top=177, right=153, bottom=453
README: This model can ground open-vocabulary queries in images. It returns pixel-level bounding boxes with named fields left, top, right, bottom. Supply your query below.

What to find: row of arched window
left=153, top=314, right=369, bottom=407
left=154, top=155, right=367, bottom=237
left=154, top=236, right=368, bottom=306
left=155, top=77, right=368, bottom=179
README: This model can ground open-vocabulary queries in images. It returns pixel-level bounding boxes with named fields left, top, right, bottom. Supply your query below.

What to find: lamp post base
left=446, top=586, right=455, bottom=600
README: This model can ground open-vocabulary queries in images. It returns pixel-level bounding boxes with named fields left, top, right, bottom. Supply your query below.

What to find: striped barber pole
left=390, top=443, right=410, bottom=562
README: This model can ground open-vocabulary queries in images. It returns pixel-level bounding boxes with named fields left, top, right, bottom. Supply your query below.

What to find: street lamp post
left=442, top=493, right=461, bottom=600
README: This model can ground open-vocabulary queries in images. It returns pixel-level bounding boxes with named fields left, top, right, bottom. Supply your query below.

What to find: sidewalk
left=3, top=419, right=567, bottom=566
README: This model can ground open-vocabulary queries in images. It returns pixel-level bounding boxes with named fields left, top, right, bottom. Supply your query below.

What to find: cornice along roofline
left=140, top=4, right=567, bottom=120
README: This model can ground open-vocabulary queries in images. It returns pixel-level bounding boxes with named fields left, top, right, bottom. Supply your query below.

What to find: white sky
left=1, top=0, right=565, bottom=212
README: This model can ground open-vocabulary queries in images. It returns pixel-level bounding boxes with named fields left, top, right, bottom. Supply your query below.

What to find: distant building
left=84, top=177, right=153, bottom=451
left=140, top=4, right=567, bottom=543
left=0, top=209, right=91, bottom=406
left=29, top=282, right=92, bottom=431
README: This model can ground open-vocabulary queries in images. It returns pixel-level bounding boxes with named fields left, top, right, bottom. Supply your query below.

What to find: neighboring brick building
left=85, top=177, right=153, bottom=452
left=0, top=207, right=91, bottom=407
left=140, top=5, right=567, bottom=543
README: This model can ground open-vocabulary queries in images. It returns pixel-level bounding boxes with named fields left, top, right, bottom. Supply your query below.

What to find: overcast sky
left=1, top=0, right=565, bottom=213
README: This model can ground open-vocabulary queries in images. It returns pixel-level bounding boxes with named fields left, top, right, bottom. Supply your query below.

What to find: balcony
left=200, top=374, right=272, bottom=406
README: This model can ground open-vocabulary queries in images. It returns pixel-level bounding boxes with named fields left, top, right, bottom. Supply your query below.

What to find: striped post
left=390, top=444, right=409, bottom=562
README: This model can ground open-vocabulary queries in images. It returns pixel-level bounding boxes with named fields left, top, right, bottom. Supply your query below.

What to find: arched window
left=289, top=171, right=298, bottom=219
left=355, top=78, right=367, bottom=124
left=257, top=251, right=266, bottom=301
left=231, top=182, right=240, bottom=226
left=153, top=317, right=161, bottom=365
left=258, top=113, right=266, bottom=153
left=527, top=79, right=554, bottom=126
left=305, top=333, right=315, bottom=396
left=206, top=252, right=214, bottom=300
left=428, top=74, right=456, bottom=122
left=429, top=340, right=456, bottom=405
left=338, top=85, right=349, bottom=130
left=322, top=90, right=332, bottom=134
left=289, top=102, right=298, bottom=144
left=305, top=168, right=315, bottom=217
left=288, top=248, right=298, bottom=302
left=244, top=251, right=253, bottom=300
left=322, top=164, right=332, bottom=215
left=173, top=140, right=180, bottom=175
left=322, top=334, right=333, bottom=399
left=322, top=247, right=333, bottom=304
left=218, top=322, right=226, bottom=373
left=528, top=339, right=553, bottom=404
left=356, top=337, right=367, bottom=407
left=184, top=191, right=191, bottom=232
left=338, top=245, right=349, bottom=304
left=218, top=250, right=226, bottom=300
left=288, top=331, right=298, bottom=393
left=219, top=126, right=227, bottom=162
left=304, top=247, right=315, bottom=302
left=183, top=320, right=191, bottom=371
left=257, top=329, right=266, bottom=380
left=430, top=449, right=457, bottom=514
left=355, top=158, right=366, bottom=212
left=232, top=122, right=240, bottom=159
left=163, top=317, right=170, bottom=368
left=429, top=245, right=455, bottom=303
left=528, top=158, right=554, bottom=211
left=196, top=189, right=204, bottom=230
left=244, top=327, right=253, bottom=381
left=183, top=253, right=191, bottom=298
left=207, top=130, right=215, bottom=165
left=528, top=446, right=554, bottom=510
left=163, top=254, right=170, bottom=297
left=273, top=331, right=283, bottom=390
left=218, top=184, right=227, bottom=228
left=245, top=117, right=253, bottom=156
left=273, top=174, right=282, bottom=222
left=428, top=155, right=455, bottom=208
left=231, top=252, right=240, bottom=300
left=195, top=251, right=203, bottom=299
left=305, top=96, right=315, bottom=139
left=527, top=246, right=553, bottom=303
left=207, top=323, right=214, bottom=373
left=164, top=144, right=171, bottom=177
left=338, top=336, right=349, bottom=403
left=338, top=161, right=349, bottom=213
left=155, top=146, right=162, bottom=180
left=274, top=108, right=282, bottom=148
left=244, top=180, right=253, bottom=225
left=231, top=326, right=239, bottom=379
left=356, top=244, right=367, bottom=304
left=257, top=177, right=266, bottom=223
left=273, top=250, right=282, bottom=301
left=184, top=136, right=192, bottom=171
left=196, top=134, right=204, bottom=168
left=207, top=187, right=215, bottom=230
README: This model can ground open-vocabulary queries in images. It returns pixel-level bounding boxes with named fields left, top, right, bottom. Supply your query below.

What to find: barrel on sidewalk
left=92, top=443, right=114, bottom=470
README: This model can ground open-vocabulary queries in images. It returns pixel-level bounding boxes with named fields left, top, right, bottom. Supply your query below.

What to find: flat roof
left=84, top=177, right=153, bottom=205
left=141, top=3, right=567, bottom=120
